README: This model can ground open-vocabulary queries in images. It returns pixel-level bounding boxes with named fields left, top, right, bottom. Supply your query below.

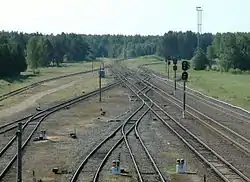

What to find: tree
left=206, top=45, right=216, bottom=68
left=26, top=36, right=39, bottom=71
left=192, top=49, right=209, bottom=70
left=2, top=30, right=250, bottom=77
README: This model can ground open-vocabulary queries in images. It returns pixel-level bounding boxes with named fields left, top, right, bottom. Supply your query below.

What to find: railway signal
left=181, top=61, right=190, bottom=119
left=182, top=61, right=189, bottom=71
left=173, top=57, right=178, bottom=95
left=173, top=58, right=178, bottom=65
left=99, top=66, right=102, bottom=102
left=181, top=72, right=188, bottom=80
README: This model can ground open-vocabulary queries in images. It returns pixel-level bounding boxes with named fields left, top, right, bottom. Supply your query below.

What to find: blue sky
left=0, top=0, right=249, bottom=35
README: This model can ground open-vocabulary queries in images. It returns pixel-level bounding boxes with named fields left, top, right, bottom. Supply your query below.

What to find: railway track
left=140, top=66, right=250, bottom=122
left=0, top=78, right=116, bottom=135
left=131, top=71, right=250, bottom=153
left=70, top=83, right=166, bottom=182
left=122, top=103, right=166, bottom=182
left=113, top=66, right=250, bottom=182
left=152, top=74, right=250, bottom=122
left=0, top=67, right=104, bottom=102
left=0, top=81, right=119, bottom=180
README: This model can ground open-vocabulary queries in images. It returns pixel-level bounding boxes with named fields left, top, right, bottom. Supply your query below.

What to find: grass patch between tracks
left=124, top=56, right=250, bottom=110
left=0, top=60, right=111, bottom=95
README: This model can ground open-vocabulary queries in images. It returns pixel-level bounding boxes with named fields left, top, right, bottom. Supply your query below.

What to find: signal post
left=172, top=58, right=178, bottom=95
left=165, top=56, right=171, bottom=80
left=181, top=61, right=189, bottom=119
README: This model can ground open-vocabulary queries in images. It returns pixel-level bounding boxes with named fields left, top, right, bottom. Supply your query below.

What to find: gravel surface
left=123, top=69, right=244, bottom=181
left=139, top=108, right=223, bottom=182
left=100, top=142, right=137, bottom=182
left=2, top=86, right=134, bottom=182
left=128, top=115, right=166, bottom=182
left=104, top=71, right=221, bottom=182
left=0, top=117, right=43, bottom=176
left=75, top=101, right=143, bottom=182
left=151, top=90, right=250, bottom=179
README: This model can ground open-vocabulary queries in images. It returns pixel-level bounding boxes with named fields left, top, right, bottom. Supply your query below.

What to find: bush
left=32, top=69, right=40, bottom=75
left=211, top=65, right=220, bottom=72
left=229, top=68, right=242, bottom=74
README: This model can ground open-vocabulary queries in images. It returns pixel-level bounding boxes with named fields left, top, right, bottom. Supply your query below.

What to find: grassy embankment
left=0, top=60, right=111, bottom=95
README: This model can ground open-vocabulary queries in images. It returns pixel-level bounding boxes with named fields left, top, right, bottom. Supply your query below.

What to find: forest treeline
left=0, top=30, right=250, bottom=77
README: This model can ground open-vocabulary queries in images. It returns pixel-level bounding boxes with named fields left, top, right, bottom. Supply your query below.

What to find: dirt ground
left=0, top=71, right=112, bottom=123
left=0, top=81, right=77, bottom=118
left=0, top=71, right=110, bottom=110
left=2, top=86, right=133, bottom=182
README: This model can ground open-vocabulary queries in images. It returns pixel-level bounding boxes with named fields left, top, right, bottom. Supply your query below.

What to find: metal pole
left=182, top=81, right=186, bottom=119
left=174, top=70, right=177, bottom=95
left=196, top=7, right=203, bottom=51
left=92, top=60, right=93, bottom=73
left=167, top=63, right=170, bottom=80
left=99, top=66, right=102, bottom=102
left=165, top=62, right=168, bottom=80
left=8, top=83, right=11, bottom=93
left=203, top=174, right=206, bottom=182
left=16, top=122, right=22, bottom=182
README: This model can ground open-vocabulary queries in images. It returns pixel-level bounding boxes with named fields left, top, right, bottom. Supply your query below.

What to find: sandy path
left=0, top=81, right=77, bottom=119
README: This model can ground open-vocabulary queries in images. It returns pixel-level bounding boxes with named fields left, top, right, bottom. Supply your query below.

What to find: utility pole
left=196, top=6, right=203, bottom=51
left=99, top=66, right=102, bottom=102
left=16, top=122, right=22, bottom=182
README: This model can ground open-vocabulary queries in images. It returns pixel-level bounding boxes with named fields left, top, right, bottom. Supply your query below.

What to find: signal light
left=182, top=61, right=189, bottom=71
left=173, top=58, right=177, bottom=65
left=173, top=65, right=177, bottom=71
left=182, top=71, right=188, bottom=80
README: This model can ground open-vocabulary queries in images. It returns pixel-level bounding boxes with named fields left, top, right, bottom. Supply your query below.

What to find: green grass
left=124, top=56, right=250, bottom=110
left=0, top=60, right=111, bottom=95
left=122, top=55, right=163, bottom=69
